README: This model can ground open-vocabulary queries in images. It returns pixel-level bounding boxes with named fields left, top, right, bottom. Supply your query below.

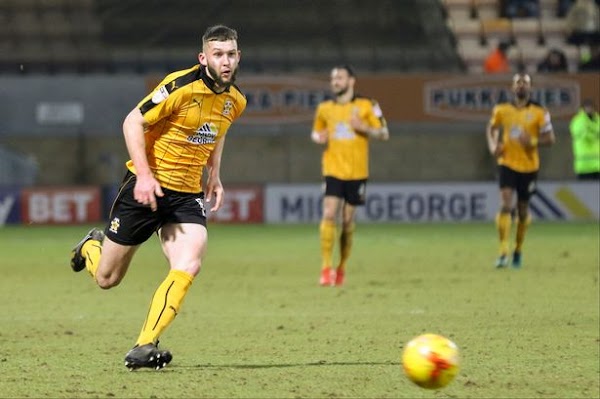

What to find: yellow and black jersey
left=126, top=64, right=246, bottom=193
left=489, top=100, right=553, bottom=173
left=312, top=96, right=387, bottom=180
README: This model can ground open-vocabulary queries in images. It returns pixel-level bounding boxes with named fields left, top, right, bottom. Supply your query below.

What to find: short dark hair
left=498, top=40, right=511, bottom=52
left=202, top=25, right=238, bottom=45
left=333, top=64, right=355, bottom=77
left=582, top=98, right=595, bottom=108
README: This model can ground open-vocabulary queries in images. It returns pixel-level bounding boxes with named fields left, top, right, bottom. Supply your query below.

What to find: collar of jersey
left=511, top=99, right=532, bottom=108
left=333, top=94, right=358, bottom=104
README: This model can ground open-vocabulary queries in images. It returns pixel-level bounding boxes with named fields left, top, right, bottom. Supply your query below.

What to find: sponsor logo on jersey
left=187, top=122, right=218, bottom=144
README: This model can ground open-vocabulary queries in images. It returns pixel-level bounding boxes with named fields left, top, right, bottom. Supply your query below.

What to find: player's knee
left=95, top=273, right=122, bottom=289
left=342, top=221, right=355, bottom=232
left=322, top=212, right=337, bottom=222
left=518, top=213, right=532, bottom=224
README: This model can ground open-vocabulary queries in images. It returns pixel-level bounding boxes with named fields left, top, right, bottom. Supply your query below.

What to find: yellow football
left=402, top=333, right=460, bottom=389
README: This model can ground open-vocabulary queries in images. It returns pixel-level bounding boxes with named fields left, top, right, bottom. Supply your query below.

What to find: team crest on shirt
left=223, top=100, right=233, bottom=116
left=187, top=122, right=218, bottom=144
left=109, top=217, right=120, bottom=234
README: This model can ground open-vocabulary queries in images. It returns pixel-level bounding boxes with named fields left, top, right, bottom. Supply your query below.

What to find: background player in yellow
left=68, top=25, right=246, bottom=370
left=486, top=73, right=555, bottom=269
left=311, top=64, right=389, bottom=286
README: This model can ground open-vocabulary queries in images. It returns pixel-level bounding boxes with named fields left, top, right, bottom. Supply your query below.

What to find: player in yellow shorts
left=311, top=65, right=389, bottom=286
left=486, top=73, right=555, bottom=268
left=69, top=25, right=246, bottom=370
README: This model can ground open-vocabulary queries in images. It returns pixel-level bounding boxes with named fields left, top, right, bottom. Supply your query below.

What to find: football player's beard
left=334, top=86, right=349, bottom=97
left=207, top=64, right=238, bottom=88
left=515, top=90, right=529, bottom=100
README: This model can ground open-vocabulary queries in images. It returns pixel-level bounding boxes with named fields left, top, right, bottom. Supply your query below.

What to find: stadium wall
left=0, top=73, right=597, bottom=185
left=0, top=126, right=574, bottom=186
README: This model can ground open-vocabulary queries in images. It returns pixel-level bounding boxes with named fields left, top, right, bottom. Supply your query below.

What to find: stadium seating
left=444, top=0, right=585, bottom=72
left=0, top=0, right=101, bottom=73
left=0, top=0, right=463, bottom=74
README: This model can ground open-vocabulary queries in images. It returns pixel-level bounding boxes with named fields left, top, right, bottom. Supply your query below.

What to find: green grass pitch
left=0, top=222, right=598, bottom=398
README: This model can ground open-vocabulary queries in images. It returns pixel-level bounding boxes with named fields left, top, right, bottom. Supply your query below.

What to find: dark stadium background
left=0, top=0, right=598, bottom=224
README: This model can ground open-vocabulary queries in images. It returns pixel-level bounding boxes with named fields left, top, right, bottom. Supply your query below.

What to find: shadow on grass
left=180, top=361, right=398, bottom=369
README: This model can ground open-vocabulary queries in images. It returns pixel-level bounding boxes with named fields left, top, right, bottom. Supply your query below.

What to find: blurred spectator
left=484, top=41, right=512, bottom=73
left=558, top=0, right=575, bottom=17
left=569, top=98, right=600, bottom=179
left=537, top=48, right=569, bottom=72
left=556, top=0, right=600, bottom=18
left=579, top=44, right=600, bottom=70
left=565, top=0, right=600, bottom=45
left=559, top=0, right=600, bottom=16
left=501, top=0, right=540, bottom=18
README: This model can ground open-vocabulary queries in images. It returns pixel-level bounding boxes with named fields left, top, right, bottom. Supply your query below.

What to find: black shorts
left=498, top=165, right=537, bottom=202
left=105, top=171, right=207, bottom=246
left=323, top=176, right=367, bottom=206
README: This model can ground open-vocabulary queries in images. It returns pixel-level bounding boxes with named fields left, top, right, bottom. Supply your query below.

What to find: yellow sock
left=495, top=212, right=512, bottom=255
left=81, top=240, right=102, bottom=278
left=319, top=220, right=336, bottom=269
left=337, top=223, right=355, bottom=272
left=136, top=270, right=193, bottom=346
left=515, top=215, right=531, bottom=253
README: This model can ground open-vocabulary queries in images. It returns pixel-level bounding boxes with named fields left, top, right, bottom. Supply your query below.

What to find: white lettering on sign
left=0, top=196, right=15, bottom=225
left=35, top=102, right=84, bottom=125
left=265, top=184, right=497, bottom=223
left=28, top=192, right=93, bottom=223
left=209, top=190, right=258, bottom=222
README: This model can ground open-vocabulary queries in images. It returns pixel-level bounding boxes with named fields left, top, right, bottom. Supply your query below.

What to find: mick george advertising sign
left=1, top=183, right=597, bottom=226
left=264, top=183, right=599, bottom=223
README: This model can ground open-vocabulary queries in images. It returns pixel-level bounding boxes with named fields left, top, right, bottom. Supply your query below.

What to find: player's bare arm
left=311, top=130, right=328, bottom=144
left=520, top=131, right=555, bottom=148
left=486, top=122, right=503, bottom=157
left=538, top=128, right=556, bottom=147
left=205, top=135, right=226, bottom=212
left=349, top=113, right=389, bottom=140
left=538, top=109, right=557, bottom=146
left=519, top=128, right=556, bottom=149
left=123, top=107, right=164, bottom=211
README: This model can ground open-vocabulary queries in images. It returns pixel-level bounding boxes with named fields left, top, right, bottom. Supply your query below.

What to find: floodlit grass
left=0, top=222, right=598, bottom=398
